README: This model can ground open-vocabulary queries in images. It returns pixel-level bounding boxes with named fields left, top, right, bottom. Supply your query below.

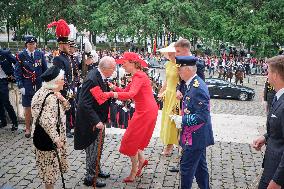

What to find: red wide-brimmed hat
left=116, top=52, right=148, bottom=67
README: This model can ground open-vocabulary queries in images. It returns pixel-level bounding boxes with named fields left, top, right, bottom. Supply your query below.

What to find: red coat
left=115, top=71, right=158, bottom=156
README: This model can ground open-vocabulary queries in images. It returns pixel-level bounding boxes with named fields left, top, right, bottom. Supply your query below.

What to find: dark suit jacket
left=74, top=68, right=110, bottom=150
left=263, top=92, right=284, bottom=186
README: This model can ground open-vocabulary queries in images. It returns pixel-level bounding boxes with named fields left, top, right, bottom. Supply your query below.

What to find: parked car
left=205, top=78, right=255, bottom=101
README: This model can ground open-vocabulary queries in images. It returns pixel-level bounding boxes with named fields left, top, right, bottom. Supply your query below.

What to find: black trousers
left=0, top=79, right=17, bottom=125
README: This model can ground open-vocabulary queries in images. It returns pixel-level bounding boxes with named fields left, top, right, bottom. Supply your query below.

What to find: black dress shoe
left=83, top=178, right=106, bottom=187
left=96, top=181, right=106, bottom=188
left=11, top=124, right=18, bottom=131
left=0, top=121, right=7, bottom=128
left=98, top=171, right=110, bottom=178
left=169, top=166, right=179, bottom=172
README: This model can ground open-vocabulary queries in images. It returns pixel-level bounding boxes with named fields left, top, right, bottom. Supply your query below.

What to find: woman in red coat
left=90, top=52, right=158, bottom=182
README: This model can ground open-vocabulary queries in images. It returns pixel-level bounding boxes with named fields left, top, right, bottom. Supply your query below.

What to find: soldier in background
left=264, top=79, right=276, bottom=113
left=0, top=48, right=18, bottom=130
left=14, top=36, right=47, bottom=138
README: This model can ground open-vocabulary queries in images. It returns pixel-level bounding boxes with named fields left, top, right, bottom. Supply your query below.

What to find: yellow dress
left=160, top=61, right=180, bottom=145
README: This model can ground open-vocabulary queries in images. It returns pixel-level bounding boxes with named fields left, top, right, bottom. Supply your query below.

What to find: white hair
left=42, top=70, right=65, bottom=89
left=98, top=56, right=116, bottom=69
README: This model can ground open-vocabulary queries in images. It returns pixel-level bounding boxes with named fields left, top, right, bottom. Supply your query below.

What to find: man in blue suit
left=176, top=56, right=214, bottom=189
left=252, top=55, right=284, bottom=189
left=14, top=36, right=47, bottom=137
left=0, top=48, right=18, bottom=130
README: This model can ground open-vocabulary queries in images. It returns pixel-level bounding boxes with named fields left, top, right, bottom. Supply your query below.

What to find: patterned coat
left=31, top=87, right=69, bottom=184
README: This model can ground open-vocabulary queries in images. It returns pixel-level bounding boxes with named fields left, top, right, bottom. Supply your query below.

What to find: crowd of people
left=0, top=19, right=284, bottom=189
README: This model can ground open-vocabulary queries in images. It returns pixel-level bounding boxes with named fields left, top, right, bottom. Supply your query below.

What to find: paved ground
left=0, top=74, right=267, bottom=189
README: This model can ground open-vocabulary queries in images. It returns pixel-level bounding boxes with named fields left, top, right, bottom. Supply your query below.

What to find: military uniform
left=14, top=46, right=47, bottom=107
left=176, top=56, right=214, bottom=189
left=0, top=49, right=18, bottom=130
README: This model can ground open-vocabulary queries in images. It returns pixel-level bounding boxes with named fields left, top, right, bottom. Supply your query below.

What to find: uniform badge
left=198, top=102, right=203, bottom=105
left=193, top=79, right=199, bottom=88
left=186, top=97, right=190, bottom=101
left=184, top=108, right=190, bottom=114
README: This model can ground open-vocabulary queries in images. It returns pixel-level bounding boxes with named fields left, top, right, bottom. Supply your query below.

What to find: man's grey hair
left=98, top=56, right=116, bottom=69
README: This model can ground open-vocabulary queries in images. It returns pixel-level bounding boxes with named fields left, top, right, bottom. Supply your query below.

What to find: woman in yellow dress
left=158, top=43, right=180, bottom=155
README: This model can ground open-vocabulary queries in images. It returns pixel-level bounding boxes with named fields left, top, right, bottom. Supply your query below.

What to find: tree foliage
left=1, top=0, right=284, bottom=57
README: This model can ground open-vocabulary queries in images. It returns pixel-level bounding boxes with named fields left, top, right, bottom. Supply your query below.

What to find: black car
left=205, top=78, right=255, bottom=101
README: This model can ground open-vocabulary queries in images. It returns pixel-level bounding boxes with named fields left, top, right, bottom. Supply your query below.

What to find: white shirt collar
left=185, top=74, right=197, bottom=87
left=98, top=68, right=106, bottom=80
left=27, top=49, right=35, bottom=56
left=275, top=87, right=284, bottom=100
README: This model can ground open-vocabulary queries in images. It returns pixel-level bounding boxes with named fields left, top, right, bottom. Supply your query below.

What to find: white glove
left=122, top=107, right=128, bottom=112
left=20, top=88, right=25, bottom=95
left=169, top=114, right=182, bottom=129
left=130, top=103, right=135, bottom=108
left=116, top=100, right=122, bottom=105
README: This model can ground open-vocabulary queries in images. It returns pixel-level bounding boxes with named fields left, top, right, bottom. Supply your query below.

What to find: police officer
left=0, top=48, right=18, bottom=130
left=14, top=36, right=47, bottom=137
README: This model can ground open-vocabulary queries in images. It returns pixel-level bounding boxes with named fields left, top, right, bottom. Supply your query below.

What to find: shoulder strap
left=35, top=92, right=54, bottom=124
left=56, top=99, right=61, bottom=134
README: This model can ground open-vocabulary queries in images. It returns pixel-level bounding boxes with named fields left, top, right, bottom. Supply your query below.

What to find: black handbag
left=33, top=92, right=61, bottom=151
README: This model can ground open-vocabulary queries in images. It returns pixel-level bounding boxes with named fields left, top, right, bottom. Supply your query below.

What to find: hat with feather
left=47, top=19, right=70, bottom=44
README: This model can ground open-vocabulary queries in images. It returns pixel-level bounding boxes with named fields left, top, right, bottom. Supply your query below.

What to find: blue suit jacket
left=180, top=75, right=214, bottom=150
left=14, top=49, right=47, bottom=95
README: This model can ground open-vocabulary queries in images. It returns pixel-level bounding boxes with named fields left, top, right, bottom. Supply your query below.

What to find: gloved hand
left=169, top=114, right=182, bottom=129
left=19, top=88, right=25, bottom=95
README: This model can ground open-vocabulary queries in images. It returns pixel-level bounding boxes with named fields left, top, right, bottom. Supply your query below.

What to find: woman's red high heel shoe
left=136, top=159, right=148, bottom=177
left=122, top=176, right=135, bottom=183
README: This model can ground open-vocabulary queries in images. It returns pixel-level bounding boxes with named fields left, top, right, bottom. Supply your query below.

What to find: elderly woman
left=90, top=52, right=158, bottom=182
left=31, top=66, right=70, bottom=189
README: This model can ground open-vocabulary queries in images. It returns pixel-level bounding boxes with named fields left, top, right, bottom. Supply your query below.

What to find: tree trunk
left=7, top=20, right=10, bottom=46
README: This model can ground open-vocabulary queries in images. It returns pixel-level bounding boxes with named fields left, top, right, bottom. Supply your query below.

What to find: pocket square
left=271, top=114, right=277, bottom=118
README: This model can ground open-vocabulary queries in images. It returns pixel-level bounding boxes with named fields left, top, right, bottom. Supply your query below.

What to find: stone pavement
left=0, top=75, right=267, bottom=189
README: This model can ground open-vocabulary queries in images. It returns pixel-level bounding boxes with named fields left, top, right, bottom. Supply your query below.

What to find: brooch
left=193, top=79, right=199, bottom=88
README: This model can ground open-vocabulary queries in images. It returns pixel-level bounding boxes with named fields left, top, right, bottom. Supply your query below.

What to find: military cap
left=25, top=36, right=37, bottom=44
left=40, top=66, right=61, bottom=82
left=175, top=56, right=198, bottom=67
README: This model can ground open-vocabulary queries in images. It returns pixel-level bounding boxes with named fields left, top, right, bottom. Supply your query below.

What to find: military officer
left=48, top=19, right=74, bottom=138
left=0, top=48, right=18, bottom=130
left=176, top=56, right=214, bottom=189
left=14, top=36, right=47, bottom=137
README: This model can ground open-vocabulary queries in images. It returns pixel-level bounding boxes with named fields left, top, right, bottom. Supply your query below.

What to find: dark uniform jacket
left=0, top=49, right=16, bottom=77
left=53, top=51, right=72, bottom=96
left=263, top=92, right=284, bottom=186
left=74, top=68, right=110, bottom=150
left=180, top=75, right=214, bottom=150
left=14, top=49, right=47, bottom=95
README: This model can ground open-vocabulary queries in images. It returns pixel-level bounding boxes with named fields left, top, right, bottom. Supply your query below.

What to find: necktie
left=30, top=53, right=34, bottom=61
